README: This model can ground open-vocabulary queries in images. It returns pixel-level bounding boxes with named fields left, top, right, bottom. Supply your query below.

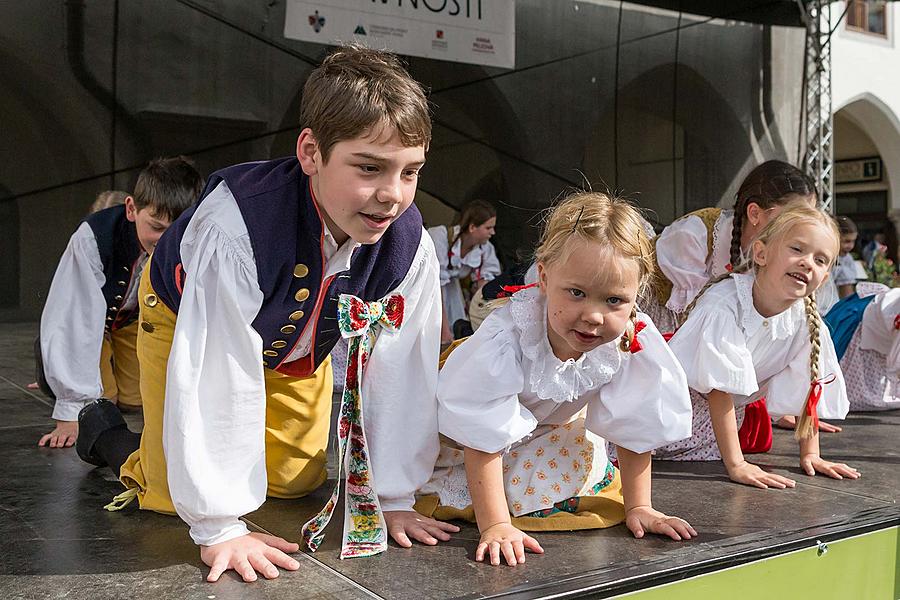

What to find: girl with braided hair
left=643, top=160, right=838, bottom=451
left=643, top=160, right=818, bottom=333
left=654, top=205, right=860, bottom=489
left=417, top=191, right=695, bottom=567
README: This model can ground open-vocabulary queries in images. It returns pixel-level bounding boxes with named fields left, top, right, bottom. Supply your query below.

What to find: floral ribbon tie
left=301, top=293, right=405, bottom=559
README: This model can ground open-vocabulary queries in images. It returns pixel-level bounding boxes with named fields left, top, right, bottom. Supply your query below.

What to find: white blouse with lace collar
left=437, top=287, right=692, bottom=455
left=669, top=273, right=849, bottom=418
left=655, top=209, right=734, bottom=313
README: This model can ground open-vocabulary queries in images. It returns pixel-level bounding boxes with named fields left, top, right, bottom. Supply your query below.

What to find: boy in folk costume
left=77, top=46, right=456, bottom=582
left=37, top=158, right=203, bottom=448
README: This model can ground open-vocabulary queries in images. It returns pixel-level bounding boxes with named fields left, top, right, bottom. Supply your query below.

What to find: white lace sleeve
left=668, top=283, right=758, bottom=397
left=586, top=316, right=692, bottom=452
left=437, top=306, right=537, bottom=453
left=656, top=215, right=712, bottom=313
left=480, top=241, right=502, bottom=281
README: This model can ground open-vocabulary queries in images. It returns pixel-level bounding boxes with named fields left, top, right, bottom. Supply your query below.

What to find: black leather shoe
left=76, top=399, right=125, bottom=467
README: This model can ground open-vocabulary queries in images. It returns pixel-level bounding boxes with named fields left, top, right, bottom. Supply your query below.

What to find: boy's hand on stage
left=202, top=532, right=300, bottom=583
left=37, top=420, right=78, bottom=448
left=800, top=454, right=860, bottom=480
left=726, top=460, right=796, bottom=489
left=475, top=522, right=543, bottom=566
left=384, top=510, right=459, bottom=548
left=626, top=505, right=697, bottom=541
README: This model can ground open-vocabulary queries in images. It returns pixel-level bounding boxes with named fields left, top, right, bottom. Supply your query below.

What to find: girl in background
left=429, top=199, right=501, bottom=343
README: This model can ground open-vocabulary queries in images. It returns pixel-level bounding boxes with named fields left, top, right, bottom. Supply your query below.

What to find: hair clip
left=572, top=205, right=585, bottom=233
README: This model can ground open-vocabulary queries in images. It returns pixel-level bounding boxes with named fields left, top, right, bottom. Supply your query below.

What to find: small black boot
left=76, top=399, right=126, bottom=467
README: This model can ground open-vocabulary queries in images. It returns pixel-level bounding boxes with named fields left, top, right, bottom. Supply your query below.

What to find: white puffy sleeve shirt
left=655, top=211, right=733, bottom=313
left=427, top=225, right=501, bottom=285
left=437, top=288, right=692, bottom=455
left=40, top=223, right=107, bottom=421
left=163, top=182, right=441, bottom=546
left=669, top=273, right=849, bottom=419
left=860, top=288, right=900, bottom=378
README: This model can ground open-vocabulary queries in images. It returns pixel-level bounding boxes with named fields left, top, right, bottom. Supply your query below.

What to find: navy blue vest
left=151, top=157, right=423, bottom=377
left=85, top=205, right=143, bottom=332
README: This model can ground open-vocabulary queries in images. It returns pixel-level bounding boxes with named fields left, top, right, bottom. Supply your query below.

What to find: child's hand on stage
left=384, top=510, right=459, bottom=547
left=800, top=454, right=860, bottom=480
left=201, top=532, right=300, bottom=583
left=726, top=460, right=796, bottom=489
left=625, top=506, right=697, bottom=541
left=775, top=415, right=842, bottom=433
left=37, top=420, right=78, bottom=448
left=475, top=522, right=543, bottom=566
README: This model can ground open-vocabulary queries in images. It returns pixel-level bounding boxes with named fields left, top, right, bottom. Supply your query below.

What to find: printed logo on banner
left=472, top=36, right=495, bottom=54
left=432, top=28, right=447, bottom=50
left=308, top=10, right=325, bottom=33
left=354, top=25, right=367, bottom=35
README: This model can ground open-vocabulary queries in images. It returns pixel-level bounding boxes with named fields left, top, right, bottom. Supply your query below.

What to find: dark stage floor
left=0, top=322, right=897, bottom=599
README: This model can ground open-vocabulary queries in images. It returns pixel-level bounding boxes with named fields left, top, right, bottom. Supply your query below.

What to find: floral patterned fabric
left=301, top=293, right=404, bottom=559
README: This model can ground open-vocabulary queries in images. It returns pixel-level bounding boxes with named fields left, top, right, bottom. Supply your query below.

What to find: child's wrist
left=479, top=519, right=511, bottom=533
left=625, top=504, right=652, bottom=514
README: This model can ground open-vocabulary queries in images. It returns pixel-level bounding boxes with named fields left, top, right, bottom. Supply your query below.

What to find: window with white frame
left=846, top=0, right=888, bottom=36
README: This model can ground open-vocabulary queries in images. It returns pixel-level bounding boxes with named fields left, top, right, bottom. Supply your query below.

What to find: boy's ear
left=124, top=196, right=137, bottom=223
left=751, top=239, right=767, bottom=267
left=296, top=128, right=320, bottom=176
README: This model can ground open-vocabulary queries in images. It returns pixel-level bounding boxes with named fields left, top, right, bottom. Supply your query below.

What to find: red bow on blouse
left=628, top=321, right=648, bottom=353
left=498, top=282, right=539, bottom=298
left=894, top=314, right=900, bottom=330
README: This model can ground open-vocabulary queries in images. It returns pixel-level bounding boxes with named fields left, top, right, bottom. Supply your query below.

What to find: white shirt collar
left=732, top=272, right=805, bottom=340
left=508, top=287, right=621, bottom=403
left=322, top=221, right=361, bottom=278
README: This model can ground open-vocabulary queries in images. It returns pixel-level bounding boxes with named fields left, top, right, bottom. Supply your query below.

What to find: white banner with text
left=284, top=0, right=515, bottom=68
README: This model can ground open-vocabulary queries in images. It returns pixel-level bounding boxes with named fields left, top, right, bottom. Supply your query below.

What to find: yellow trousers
left=98, top=321, right=141, bottom=409
left=120, top=258, right=333, bottom=514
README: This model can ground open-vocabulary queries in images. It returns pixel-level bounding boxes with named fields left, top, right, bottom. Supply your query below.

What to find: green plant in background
left=867, top=254, right=899, bottom=288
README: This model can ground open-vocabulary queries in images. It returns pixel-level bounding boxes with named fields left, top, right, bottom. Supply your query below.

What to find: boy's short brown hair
left=133, top=156, right=204, bottom=223
left=300, top=45, right=432, bottom=161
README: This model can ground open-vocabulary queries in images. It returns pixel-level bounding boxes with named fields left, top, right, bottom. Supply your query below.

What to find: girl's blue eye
left=569, top=288, right=585, bottom=298
left=607, top=297, right=622, bottom=305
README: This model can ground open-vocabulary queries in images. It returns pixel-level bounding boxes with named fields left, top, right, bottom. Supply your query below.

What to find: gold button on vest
left=144, top=294, right=158, bottom=308
left=141, top=321, right=155, bottom=333
left=293, top=264, right=309, bottom=278
left=289, top=310, right=305, bottom=321
left=263, top=350, right=278, bottom=357
left=271, top=340, right=288, bottom=349
left=280, top=324, right=297, bottom=334
left=295, top=288, right=310, bottom=302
